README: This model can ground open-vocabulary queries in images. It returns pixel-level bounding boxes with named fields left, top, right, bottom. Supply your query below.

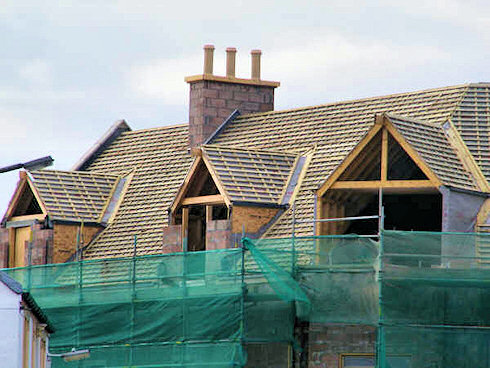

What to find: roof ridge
left=236, top=83, right=470, bottom=119
left=125, top=123, right=188, bottom=134
left=203, top=143, right=299, bottom=157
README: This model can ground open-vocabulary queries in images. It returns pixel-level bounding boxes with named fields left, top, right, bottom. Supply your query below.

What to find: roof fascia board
left=317, top=120, right=383, bottom=197
left=443, top=119, right=490, bottom=192
left=170, top=157, right=203, bottom=213
left=204, top=109, right=240, bottom=145
left=71, top=120, right=131, bottom=171
left=383, top=115, right=442, bottom=186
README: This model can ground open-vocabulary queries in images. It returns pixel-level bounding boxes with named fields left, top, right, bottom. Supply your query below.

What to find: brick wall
left=30, top=223, right=54, bottom=265
left=206, top=219, right=233, bottom=250
left=308, top=324, right=376, bottom=368
left=162, top=225, right=183, bottom=253
left=188, top=80, right=275, bottom=147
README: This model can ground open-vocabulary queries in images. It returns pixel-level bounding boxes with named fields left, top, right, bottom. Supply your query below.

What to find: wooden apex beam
left=331, top=180, right=437, bottom=189
left=181, top=194, right=225, bottom=206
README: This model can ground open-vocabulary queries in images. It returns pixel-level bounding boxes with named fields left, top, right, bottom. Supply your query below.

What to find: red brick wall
left=162, top=225, right=183, bottom=253
left=188, top=80, right=275, bottom=147
left=206, top=219, right=232, bottom=250
left=30, top=223, right=54, bottom=265
left=308, top=324, right=376, bottom=367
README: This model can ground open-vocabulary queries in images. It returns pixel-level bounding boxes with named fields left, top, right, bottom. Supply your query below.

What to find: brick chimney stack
left=185, top=45, right=280, bottom=148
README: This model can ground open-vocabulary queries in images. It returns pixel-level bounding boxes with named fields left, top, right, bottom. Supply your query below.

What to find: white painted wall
left=0, top=283, right=22, bottom=368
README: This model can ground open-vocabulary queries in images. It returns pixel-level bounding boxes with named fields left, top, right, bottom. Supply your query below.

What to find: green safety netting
left=3, top=230, right=490, bottom=367
left=379, top=230, right=490, bottom=368
left=3, top=240, right=308, bottom=367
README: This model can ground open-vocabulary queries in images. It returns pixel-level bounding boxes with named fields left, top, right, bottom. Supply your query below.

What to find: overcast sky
left=1, top=0, right=489, bottom=215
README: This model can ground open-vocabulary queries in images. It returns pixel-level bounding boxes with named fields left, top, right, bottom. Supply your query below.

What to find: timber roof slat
left=29, top=170, right=119, bottom=222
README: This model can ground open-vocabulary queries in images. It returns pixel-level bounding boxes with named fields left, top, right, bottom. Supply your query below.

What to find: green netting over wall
left=3, top=230, right=490, bottom=367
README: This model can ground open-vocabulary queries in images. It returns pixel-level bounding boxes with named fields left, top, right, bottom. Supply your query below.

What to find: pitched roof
left=212, top=84, right=483, bottom=237
left=201, top=145, right=298, bottom=205
left=82, top=124, right=191, bottom=258
left=79, top=83, right=489, bottom=257
left=29, top=170, right=120, bottom=222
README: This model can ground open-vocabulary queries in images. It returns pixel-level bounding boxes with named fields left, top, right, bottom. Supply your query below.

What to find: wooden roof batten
left=317, top=113, right=442, bottom=198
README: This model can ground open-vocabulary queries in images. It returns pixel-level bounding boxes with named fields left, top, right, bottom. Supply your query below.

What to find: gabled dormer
left=163, top=145, right=310, bottom=252
left=0, top=170, right=131, bottom=267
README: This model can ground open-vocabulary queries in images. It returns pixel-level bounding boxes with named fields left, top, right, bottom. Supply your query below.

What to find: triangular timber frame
left=317, top=113, right=442, bottom=196
left=316, top=114, right=442, bottom=235
left=3, top=173, right=48, bottom=224
left=170, top=148, right=230, bottom=216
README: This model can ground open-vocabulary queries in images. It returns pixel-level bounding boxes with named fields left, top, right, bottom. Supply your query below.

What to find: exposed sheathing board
left=450, top=84, right=490, bottom=181
left=202, top=145, right=297, bottom=204
left=387, top=115, right=478, bottom=191
left=83, top=125, right=191, bottom=258
left=213, top=85, right=468, bottom=237
left=29, top=170, right=119, bottom=222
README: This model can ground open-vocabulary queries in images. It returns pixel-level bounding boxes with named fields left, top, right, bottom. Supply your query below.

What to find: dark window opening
left=12, top=186, right=42, bottom=216
left=342, top=192, right=442, bottom=235
left=387, top=135, right=428, bottom=180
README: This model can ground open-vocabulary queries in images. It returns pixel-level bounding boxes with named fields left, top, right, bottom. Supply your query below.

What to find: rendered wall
left=0, top=284, right=21, bottom=367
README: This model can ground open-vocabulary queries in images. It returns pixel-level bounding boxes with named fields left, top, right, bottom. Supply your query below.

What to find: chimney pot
left=203, top=44, right=215, bottom=75
left=226, top=47, right=237, bottom=78
left=251, top=49, right=261, bottom=80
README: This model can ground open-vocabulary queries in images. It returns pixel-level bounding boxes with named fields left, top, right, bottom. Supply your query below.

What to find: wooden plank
left=181, top=207, right=189, bottom=250
left=381, top=128, right=388, bottom=182
left=9, top=214, right=46, bottom=222
left=181, top=194, right=225, bottom=206
left=206, top=205, right=213, bottom=223
left=331, top=180, right=437, bottom=189
left=8, top=228, right=15, bottom=267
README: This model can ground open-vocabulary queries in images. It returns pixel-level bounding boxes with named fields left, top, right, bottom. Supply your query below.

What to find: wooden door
left=14, top=226, right=31, bottom=267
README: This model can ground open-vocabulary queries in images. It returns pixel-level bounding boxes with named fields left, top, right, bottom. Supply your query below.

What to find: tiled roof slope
left=82, top=124, right=191, bottom=258
left=450, top=83, right=490, bottom=181
left=30, top=170, right=119, bottom=222
left=387, top=114, right=477, bottom=190
left=202, top=145, right=298, bottom=204
left=212, top=84, right=472, bottom=237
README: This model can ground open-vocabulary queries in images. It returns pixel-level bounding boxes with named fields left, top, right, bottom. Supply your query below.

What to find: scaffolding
left=3, top=226, right=490, bottom=367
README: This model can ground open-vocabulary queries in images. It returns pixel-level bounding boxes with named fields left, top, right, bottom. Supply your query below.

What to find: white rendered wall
left=0, top=284, right=21, bottom=367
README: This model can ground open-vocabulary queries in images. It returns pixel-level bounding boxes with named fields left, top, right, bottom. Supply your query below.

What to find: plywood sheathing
left=231, top=206, right=279, bottom=234
left=53, top=224, right=101, bottom=263
left=29, top=170, right=119, bottom=222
